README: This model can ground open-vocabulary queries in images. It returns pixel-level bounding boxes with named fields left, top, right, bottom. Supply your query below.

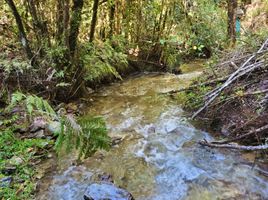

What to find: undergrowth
left=80, top=40, right=128, bottom=83
left=0, top=92, right=110, bottom=199
left=0, top=128, right=53, bottom=200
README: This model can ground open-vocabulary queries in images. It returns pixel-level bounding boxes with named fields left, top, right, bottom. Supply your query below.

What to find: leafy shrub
left=80, top=40, right=128, bottom=83
left=176, top=0, right=226, bottom=57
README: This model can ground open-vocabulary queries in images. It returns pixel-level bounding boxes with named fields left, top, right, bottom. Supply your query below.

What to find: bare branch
left=199, top=140, right=268, bottom=151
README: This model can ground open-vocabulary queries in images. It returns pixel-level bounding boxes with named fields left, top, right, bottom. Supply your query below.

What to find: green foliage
left=0, top=128, right=52, bottom=200
left=177, top=0, right=227, bottom=57
left=80, top=40, right=128, bottom=83
left=55, top=115, right=110, bottom=159
left=0, top=57, right=32, bottom=75
left=44, top=44, right=69, bottom=68
left=5, top=92, right=110, bottom=159
left=0, top=91, right=111, bottom=198
left=176, top=83, right=212, bottom=110
left=7, top=91, right=56, bottom=119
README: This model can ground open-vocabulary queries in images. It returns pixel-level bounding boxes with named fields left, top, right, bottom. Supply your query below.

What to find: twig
left=211, top=124, right=268, bottom=144
left=199, top=140, right=268, bottom=151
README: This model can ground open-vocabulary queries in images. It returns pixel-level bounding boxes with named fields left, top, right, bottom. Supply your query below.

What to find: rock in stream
left=83, top=182, right=134, bottom=200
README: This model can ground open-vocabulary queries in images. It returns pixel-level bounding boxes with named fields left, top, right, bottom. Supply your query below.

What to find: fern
left=6, top=92, right=110, bottom=160
left=7, top=91, right=26, bottom=110
left=7, top=92, right=57, bottom=118
left=55, top=114, right=111, bottom=159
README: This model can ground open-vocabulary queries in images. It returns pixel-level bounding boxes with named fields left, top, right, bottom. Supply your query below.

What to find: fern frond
left=55, top=115, right=110, bottom=159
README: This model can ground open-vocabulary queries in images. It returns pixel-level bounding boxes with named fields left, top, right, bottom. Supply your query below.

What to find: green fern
left=6, top=92, right=110, bottom=160
left=55, top=114, right=111, bottom=159
left=7, top=91, right=56, bottom=118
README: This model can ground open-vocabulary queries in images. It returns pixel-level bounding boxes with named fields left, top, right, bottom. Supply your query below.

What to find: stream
left=37, top=62, right=268, bottom=200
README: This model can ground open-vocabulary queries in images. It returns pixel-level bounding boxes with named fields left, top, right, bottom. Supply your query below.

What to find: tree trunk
left=115, top=0, right=121, bottom=35
left=69, top=0, right=84, bottom=59
left=27, top=0, right=49, bottom=41
left=56, top=0, right=65, bottom=42
left=123, top=0, right=131, bottom=40
left=5, top=0, right=34, bottom=62
left=64, top=0, right=70, bottom=48
left=109, top=1, right=115, bottom=38
left=227, top=0, right=237, bottom=45
left=89, top=0, right=99, bottom=42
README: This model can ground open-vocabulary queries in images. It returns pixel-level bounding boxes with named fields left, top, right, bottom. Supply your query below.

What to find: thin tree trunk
left=124, top=0, right=131, bottom=40
left=115, top=0, right=121, bottom=35
left=69, top=0, right=84, bottom=59
left=227, top=0, right=237, bottom=45
left=5, top=0, right=34, bottom=62
left=89, top=0, right=99, bottom=42
left=27, top=0, right=50, bottom=54
left=64, top=0, right=70, bottom=48
left=56, top=0, right=64, bottom=42
left=109, top=1, right=115, bottom=38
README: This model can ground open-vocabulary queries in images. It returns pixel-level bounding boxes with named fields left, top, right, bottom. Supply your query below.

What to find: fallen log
left=199, top=140, right=268, bottom=151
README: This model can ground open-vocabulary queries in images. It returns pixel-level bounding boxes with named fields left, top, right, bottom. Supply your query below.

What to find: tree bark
left=56, top=0, right=65, bottom=42
left=227, top=0, right=237, bottom=45
left=5, top=0, right=34, bottom=62
left=109, top=1, right=115, bottom=38
left=69, top=0, right=84, bottom=59
left=27, top=0, right=49, bottom=42
left=89, top=0, right=99, bottom=42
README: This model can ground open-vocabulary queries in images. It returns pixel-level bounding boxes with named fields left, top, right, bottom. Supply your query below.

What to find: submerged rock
left=83, top=182, right=134, bottom=200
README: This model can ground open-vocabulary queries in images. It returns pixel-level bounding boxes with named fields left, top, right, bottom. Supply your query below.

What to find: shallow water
left=37, top=66, right=268, bottom=200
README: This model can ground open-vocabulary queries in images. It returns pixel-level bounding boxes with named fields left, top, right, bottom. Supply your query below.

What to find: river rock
left=1, top=166, right=16, bottom=175
left=47, top=121, right=61, bottom=135
left=30, top=117, right=47, bottom=132
left=9, top=156, right=24, bottom=165
left=0, top=177, right=12, bottom=188
left=83, top=182, right=134, bottom=200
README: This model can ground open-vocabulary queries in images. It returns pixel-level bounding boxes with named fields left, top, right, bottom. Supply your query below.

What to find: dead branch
left=192, top=38, right=268, bottom=119
left=216, top=88, right=268, bottom=104
left=240, top=88, right=268, bottom=96
left=211, top=124, right=268, bottom=144
left=199, top=140, right=268, bottom=151
left=215, top=49, right=268, bottom=68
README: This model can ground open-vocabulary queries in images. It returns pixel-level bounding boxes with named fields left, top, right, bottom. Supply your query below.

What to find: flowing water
left=37, top=63, right=268, bottom=200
